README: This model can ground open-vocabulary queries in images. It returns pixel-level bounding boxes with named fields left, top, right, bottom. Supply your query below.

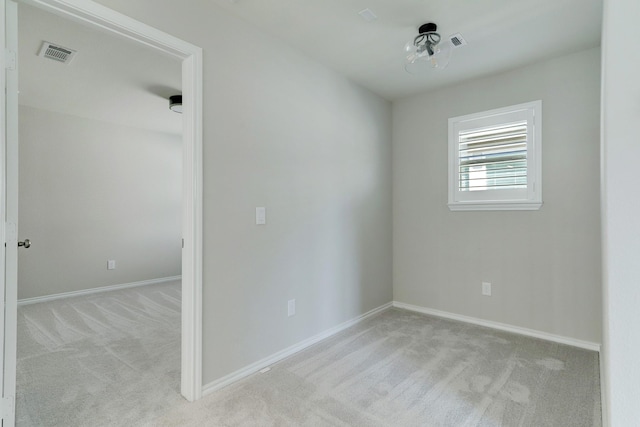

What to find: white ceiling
left=18, top=0, right=602, bottom=132
left=18, top=4, right=182, bottom=135
left=211, top=0, right=603, bottom=100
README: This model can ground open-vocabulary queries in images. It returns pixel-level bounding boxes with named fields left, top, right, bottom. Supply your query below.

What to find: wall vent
left=38, top=41, right=77, bottom=64
left=449, top=33, right=468, bottom=48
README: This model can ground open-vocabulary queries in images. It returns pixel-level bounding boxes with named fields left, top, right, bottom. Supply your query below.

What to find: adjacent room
left=14, top=3, right=184, bottom=425
left=3, top=0, right=639, bottom=425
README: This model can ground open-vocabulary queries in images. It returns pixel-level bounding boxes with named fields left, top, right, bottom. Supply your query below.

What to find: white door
left=1, top=0, right=18, bottom=424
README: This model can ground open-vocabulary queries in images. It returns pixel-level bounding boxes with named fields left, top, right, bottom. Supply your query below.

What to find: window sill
left=448, top=201, right=543, bottom=211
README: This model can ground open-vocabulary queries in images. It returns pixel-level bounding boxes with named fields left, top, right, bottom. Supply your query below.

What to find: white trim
left=448, top=100, right=543, bottom=211
left=1, top=1, right=19, bottom=424
left=600, top=6, right=610, bottom=424
left=448, top=201, right=543, bottom=211
left=20, top=0, right=195, bottom=57
left=179, top=47, right=204, bottom=403
left=393, top=301, right=601, bottom=352
left=13, top=0, right=203, bottom=402
left=17, top=276, right=182, bottom=306
left=599, top=343, right=608, bottom=426
left=202, top=302, right=393, bottom=396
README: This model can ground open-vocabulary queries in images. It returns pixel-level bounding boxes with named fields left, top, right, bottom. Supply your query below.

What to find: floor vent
left=38, top=41, right=77, bottom=64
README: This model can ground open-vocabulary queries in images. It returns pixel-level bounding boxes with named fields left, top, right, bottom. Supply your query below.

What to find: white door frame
left=6, top=0, right=204, bottom=403
left=2, top=1, right=19, bottom=423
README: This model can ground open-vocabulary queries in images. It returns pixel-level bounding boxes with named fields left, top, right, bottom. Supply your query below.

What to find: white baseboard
left=201, top=302, right=393, bottom=397
left=393, top=301, right=601, bottom=352
left=599, top=347, right=609, bottom=427
left=17, top=275, right=182, bottom=306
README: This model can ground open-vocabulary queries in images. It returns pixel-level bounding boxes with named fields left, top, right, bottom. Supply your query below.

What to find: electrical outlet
left=287, top=299, right=296, bottom=317
left=107, top=260, right=116, bottom=270
left=482, top=282, right=492, bottom=296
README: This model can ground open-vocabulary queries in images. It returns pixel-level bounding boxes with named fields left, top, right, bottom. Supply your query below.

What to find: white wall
left=393, top=48, right=602, bottom=343
left=601, top=0, right=640, bottom=424
left=93, top=0, right=393, bottom=384
left=18, top=106, right=182, bottom=300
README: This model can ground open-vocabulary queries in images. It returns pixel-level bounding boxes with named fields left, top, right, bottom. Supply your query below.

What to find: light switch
left=256, top=207, right=266, bottom=225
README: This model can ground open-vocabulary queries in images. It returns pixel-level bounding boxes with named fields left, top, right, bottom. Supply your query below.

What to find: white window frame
left=448, top=100, right=542, bottom=211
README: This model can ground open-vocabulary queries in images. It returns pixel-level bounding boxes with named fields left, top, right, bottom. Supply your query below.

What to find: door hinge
left=4, top=49, right=16, bottom=70
left=2, top=395, right=14, bottom=419
left=182, top=238, right=184, bottom=249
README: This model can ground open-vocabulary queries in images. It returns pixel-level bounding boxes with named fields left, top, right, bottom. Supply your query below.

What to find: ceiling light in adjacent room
left=169, top=95, right=182, bottom=113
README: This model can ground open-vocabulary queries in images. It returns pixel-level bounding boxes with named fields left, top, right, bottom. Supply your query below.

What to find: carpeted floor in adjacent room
left=16, top=281, right=183, bottom=426
left=16, top=282, right=601, bottom=426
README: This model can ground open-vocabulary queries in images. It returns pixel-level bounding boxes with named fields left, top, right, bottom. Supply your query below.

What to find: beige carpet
left=16, top=281, right=183, bottom=426
left=154, top=309, right=601, bottom=427
left=17, top=284, right=601, bottom=426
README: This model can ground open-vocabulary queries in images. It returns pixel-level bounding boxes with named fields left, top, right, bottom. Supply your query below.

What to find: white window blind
left=448, top=101, right=542, bottom=211
left=458, top=121, right=528, bottom=192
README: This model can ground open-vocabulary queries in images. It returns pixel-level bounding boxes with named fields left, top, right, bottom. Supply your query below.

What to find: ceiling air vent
left=358, top=8, right=378, bottom=22
left=38, top=41, right=77, bottom=64
left=449, top=33, right=468, bottom=48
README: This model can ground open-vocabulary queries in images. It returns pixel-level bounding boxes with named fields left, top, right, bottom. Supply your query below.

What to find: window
left=448, top=100, right=542, bottom=211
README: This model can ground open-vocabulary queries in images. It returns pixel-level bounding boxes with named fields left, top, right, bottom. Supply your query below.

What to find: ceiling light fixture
left=404, top=22, right=452, bottom=74
left=169, top=95, right=182, bottom=113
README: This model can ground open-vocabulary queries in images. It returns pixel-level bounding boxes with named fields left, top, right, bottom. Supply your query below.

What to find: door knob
left=18, top=239, right=31, bottom=249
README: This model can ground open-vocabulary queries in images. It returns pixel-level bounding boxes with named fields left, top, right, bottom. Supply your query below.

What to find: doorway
left=1, top=0, right=203, bottom=424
